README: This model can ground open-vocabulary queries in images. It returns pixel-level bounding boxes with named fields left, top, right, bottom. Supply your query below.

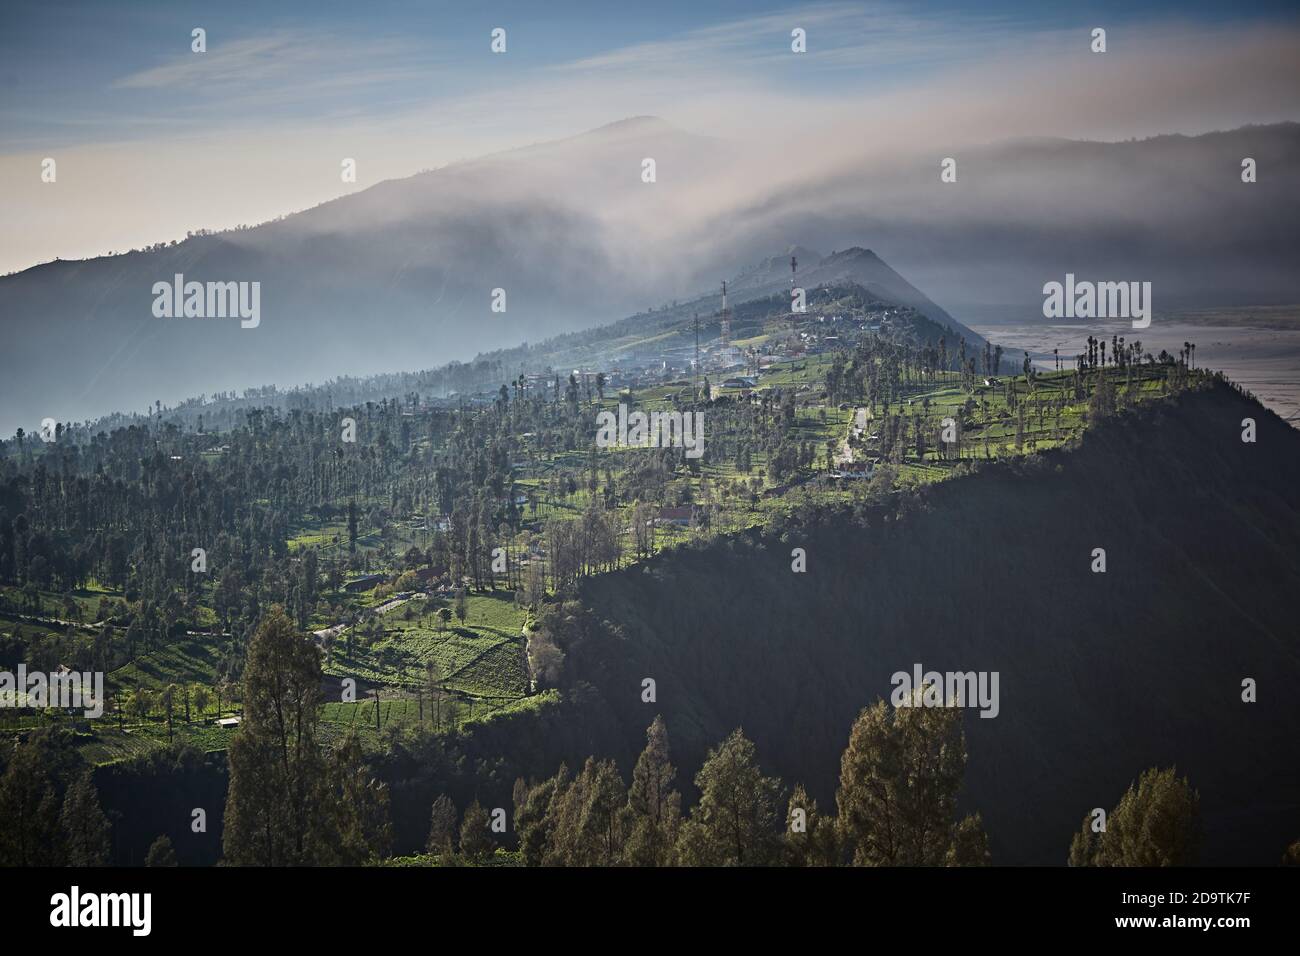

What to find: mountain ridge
left=3, top=119, right=1296, bottom=434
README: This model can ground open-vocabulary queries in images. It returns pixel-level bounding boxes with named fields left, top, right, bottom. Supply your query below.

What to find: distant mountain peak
left=736, top=245, right=824, bottom=283
left=824, top=247, right=881, bottom=263
left=585, top=115, right=674, bottom=136
left=722, top=243, right=985, bottom=348
left=786, top=244, right=823, bottom=262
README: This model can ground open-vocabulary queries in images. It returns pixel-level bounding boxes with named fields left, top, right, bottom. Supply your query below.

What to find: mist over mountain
left=702, top=123, right=1300, bottom=316
left=0, top=117, right=717, bottom=436
left=1, top=118, right=1296, bottom=436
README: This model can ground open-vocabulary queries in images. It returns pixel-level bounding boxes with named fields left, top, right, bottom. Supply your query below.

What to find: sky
left=2, top=0, right=1299, bottom=276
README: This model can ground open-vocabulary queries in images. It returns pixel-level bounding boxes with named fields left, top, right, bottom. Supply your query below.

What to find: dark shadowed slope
left=555, top=382, right=1300, bottom=864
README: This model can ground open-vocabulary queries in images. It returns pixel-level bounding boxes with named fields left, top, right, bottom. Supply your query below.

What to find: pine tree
left=223, top=606, right=332, bottom=865
left=946, top=812, right=991, bottom=866
left=331, top=730, right=393, bottom=864
left=625, top=716, right=681, bottom=867
left=145, top=835, right=178, bottom=867
left=0, top=728, right=73, bottom=866
left=542, top=757, right=628, bottom=866
left=61, top=769, right=111, bottom=866
left=584, top=759, right=629, bottom=865
left=1068, top=767, right=1200, bottom=866
left=783, top=783, right=839, bottom=866
left=836, top=698, right=988, bottom=865
left=459, top=800, right=495, bottom=863
left=516, top=765, right=569, bottom=866
left=1283, top=839, right=1300, bottom=866
left=675, top=729, right=783, bottom=866
left=426, top=794, right=458, bottom=857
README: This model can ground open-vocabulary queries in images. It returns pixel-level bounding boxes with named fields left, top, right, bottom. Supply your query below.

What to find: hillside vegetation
left=532, top=383, right=1300, bottom=863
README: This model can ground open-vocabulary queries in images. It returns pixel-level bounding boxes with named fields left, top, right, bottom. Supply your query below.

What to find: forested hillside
left=1, top=274, right=1288, bottom=865
left=531, top=383, right=1300, bottom=863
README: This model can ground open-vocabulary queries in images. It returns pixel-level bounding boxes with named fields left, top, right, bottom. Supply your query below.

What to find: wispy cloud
left=111, top=29, right=439, bottom=103
left=3, top=2, right=1298, bottom=279
left=556, top=2, right=1024, bottom=74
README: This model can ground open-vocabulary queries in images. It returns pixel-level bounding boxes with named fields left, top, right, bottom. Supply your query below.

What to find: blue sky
left=5, top=0, right=1297, bottom=149
left=2, top=1, right=1297, bottom=275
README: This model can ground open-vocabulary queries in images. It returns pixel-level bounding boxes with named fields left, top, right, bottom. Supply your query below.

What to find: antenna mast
left=791, top=255, right=799, bottom=318
left=693, top=312, right=700, bottom=401
left=720, top=280, right=731, bottom=348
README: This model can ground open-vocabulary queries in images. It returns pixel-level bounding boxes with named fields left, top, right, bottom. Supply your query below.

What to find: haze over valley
left=2, top=118, right=1298, bottom=436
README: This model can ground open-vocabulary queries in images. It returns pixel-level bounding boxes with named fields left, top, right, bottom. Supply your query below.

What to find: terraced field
left=322, top=592, right=528, bottom=698
left=108, top=637, right=225, bottom=692
left=319, top=689, right=559, bottom=741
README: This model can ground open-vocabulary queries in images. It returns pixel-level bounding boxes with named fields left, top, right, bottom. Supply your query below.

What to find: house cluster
left=655, top=505, right=696, bottom=527
left=626, top=505, right=698, bottom=535
left=829, top=458, right=878, bottom=480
